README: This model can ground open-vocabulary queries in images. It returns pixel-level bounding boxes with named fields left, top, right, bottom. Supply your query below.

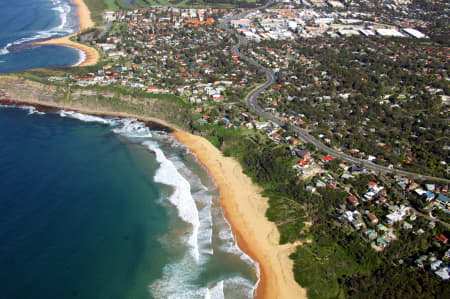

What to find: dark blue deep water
left=0, top=108, right=168, bottom=299
left=0, top=0, right=80, bottom=73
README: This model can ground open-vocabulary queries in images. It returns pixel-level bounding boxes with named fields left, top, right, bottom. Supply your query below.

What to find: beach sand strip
left=174, top=131, right=307, bottom=299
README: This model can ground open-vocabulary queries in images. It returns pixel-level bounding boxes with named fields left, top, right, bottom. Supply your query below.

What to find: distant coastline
left=35, top=0, right=99, bottom=66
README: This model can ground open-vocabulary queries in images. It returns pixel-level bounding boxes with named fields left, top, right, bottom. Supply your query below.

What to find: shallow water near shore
left=0, top=106, right=258, bottom=299
left=0, top=0, right=81, bottom=73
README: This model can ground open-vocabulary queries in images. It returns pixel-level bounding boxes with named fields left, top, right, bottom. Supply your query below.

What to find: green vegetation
left=212, top=134, right=311, bottom=244
left=250, top=35, right=449, bottom=178
left=191, top=124, right=450, bottom=298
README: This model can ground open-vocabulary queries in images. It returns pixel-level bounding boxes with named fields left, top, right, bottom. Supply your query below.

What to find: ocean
left=0, top=105, right=259, bottom=299
left=0, top=0, right=81, bottom=73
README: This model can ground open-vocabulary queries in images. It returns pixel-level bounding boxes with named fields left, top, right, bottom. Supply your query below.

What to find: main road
left=219, top=5, right=450, bottom=184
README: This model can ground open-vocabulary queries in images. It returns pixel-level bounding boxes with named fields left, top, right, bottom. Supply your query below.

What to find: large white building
left=403, top=28, right=428, bottom=39
left=376, top=29, right=406, bottom=37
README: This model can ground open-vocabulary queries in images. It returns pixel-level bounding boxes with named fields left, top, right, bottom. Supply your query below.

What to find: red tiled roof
left=321, top=155, right=334, bottom=161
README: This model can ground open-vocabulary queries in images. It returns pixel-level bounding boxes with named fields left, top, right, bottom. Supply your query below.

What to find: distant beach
left=35, top=0, right=99, bottom=66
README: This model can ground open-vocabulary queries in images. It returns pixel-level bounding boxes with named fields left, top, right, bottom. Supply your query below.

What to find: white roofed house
left=431, top=260, right=443, bottom=271
left=255, top=121, right=269, bottom=130
left=385, top=205, right=410, bottom=226
left=435, top=266, right=450, bottom=280
left=414, top=188, right=426, bottom=196
left=364, top=191, right=375, bottom=201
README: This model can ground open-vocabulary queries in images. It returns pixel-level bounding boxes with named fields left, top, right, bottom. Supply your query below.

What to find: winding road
left=219, top=3, right=450, bottom=184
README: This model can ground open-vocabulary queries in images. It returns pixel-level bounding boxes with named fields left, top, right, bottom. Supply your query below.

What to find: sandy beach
left=35, top=0, right=99, bottom=66
left=174, top=131, right=307, bottom=299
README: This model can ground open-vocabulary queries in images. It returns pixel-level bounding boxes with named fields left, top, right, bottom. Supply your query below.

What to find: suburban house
left=437, top=194, right=450, bottom=208
left=365, top=213, right=379, bottom=224
left=433, top=234, right=448, bottom=245
left=435, top=266, right=450, bottom=280
left=347, top=194, right=359, bottom=207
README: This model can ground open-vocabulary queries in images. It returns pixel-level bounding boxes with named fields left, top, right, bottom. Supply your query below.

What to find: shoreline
left=0, top=96, right=307, bottom=299
left=34, top=0, right=99, bottom=66
left=173, top=132, right=307, bottom=299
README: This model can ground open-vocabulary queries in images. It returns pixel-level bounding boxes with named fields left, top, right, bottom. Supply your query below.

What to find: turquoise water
left=0, top=0, right=81, bottom=73
left=0, top=106, right=258, bottom=299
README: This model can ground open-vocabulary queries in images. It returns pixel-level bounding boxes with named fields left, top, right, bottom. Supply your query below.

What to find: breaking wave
left=58, top=110, right=110, bottom=123
left=111, top=118, right=152, bottom=138
left=213, top=204, right=260, bottom=298
left=0, top=104, right=45, bottom=115
left=57, top=111, right=153, bottom=139
left=206, top=280, right=224, bottom=299
left=72, top=49, right=86, bottom=66
left=144, top=141, right=200, bottom=261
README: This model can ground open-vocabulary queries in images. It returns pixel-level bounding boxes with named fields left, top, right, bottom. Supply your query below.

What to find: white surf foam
left=150, top=252, right=251, bottom=299
left=111, top=118, right=152, bottom=138
left=18, top=105, right=45, bottom=115
left=154, top=135, right=218, bottom=260
left=72, top=49, right=86, bottom=66
left=205, top=277, right=256, bottom=299
left=51, top=0, right=72, bottom=32
left=169, top=156, right=214, bottom=259
left=149, top=253, right=208, bottom=299
left=218, top=217, right=259, bottom=267
left=57, top=111, right=154, bottom=140
left=0, top=44, right=10, bottom=55
left=223, top=276, right=257, bottom=299
left=0, top=104, right=45, bottom=115
left=154, top=133, right=260, bottom=297
left=198, top=204, right=214, bottom=256
left=144, top=141, right=200, bottom=262
left=212, top=206, right=260, bottom=297
left=58, top=110, right=109, bottom=123
left=207, top=280, right=225, bottom=299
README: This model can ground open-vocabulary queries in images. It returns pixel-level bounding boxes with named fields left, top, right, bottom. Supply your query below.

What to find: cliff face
left=0, top=76, right=123, bottom=103
left=0, top=75, right=190, bottom=130
left=0, top=76, right=63, bottom=103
